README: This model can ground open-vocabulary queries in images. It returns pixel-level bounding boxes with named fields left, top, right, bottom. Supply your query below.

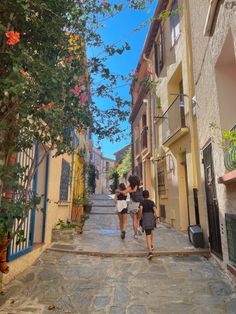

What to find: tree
left=117, top=147, right=131, bottom=179
left=109, top=168, right=119, bottom=194
left=0, top=0, right=154, bottom=272
left=87, top=163, right=96, bottom=194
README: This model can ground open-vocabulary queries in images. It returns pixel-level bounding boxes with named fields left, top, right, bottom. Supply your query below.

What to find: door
left=203, top=143, right=222, bottom=258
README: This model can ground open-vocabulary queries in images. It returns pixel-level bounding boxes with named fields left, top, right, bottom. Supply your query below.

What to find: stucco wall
left=189, top=0, right=236, bottom=268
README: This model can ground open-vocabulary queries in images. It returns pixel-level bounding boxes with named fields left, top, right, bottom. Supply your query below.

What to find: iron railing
left=162, top=95, right=186, bottom=144
left=224, top=124, right=236, bottom=172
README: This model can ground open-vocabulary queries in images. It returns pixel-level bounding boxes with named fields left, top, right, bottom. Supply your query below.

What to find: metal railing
left=224, top=124, right=236, bottom=172
left=162, top=95, right=186, bottom=144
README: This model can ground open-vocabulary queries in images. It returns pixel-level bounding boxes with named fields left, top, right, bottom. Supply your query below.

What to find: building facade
left=189, top=0, right=236, bottom=275
left=130, top=0, right=206, bottom=235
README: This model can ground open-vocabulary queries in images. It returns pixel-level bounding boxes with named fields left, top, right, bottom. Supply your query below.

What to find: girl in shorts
left=138, top=190, right=160, bottom=259
left=116, top=175, right=142, bottom=239
left=115, top=183, right=128, bottom=239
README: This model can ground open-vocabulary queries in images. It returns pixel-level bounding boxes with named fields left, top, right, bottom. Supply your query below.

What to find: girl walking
left=138, top=190, right=160, bottom=259
left=115, top=183, right=128, bottom=239
left=116, top=175, right=142, bottom=238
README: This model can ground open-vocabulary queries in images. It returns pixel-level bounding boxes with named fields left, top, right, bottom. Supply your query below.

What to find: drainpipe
left=183, top=2, right=200, bottom=195
left=204, top=0, right=219, bottom=36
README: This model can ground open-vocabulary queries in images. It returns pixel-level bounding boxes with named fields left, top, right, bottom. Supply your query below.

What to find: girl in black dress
left=138, top=190, right=160, bottom=259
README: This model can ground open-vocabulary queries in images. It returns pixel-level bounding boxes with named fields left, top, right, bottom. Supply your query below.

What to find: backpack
left=131, top=189, right=143, bottom=202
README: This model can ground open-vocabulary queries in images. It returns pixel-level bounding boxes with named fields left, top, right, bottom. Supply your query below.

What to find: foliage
left=86, top=163, right=96, bottom=194
left=109, top=169, right=119, bottom=194
left=80, top=214, right=89, bottom=223
left=56, top=218, right=79, bottom=229
left=117, top=147, right=131, bottom=178
left=222, top=130, right=236, bottom=151
left=0, top=0, right=154, bottom=250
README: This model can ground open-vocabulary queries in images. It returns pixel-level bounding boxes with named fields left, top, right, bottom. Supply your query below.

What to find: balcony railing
left=162, top=95, right=187, bottom=145
left=141, top=126, right=148, bottom=151
left=224, top=124, right=236, bottom=172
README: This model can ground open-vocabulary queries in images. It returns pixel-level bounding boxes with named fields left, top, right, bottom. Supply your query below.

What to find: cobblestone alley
left=0, top=195, right=235, bottom=314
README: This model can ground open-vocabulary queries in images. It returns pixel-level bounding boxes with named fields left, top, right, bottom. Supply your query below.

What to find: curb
left=46, top=246, right=210, bottom=258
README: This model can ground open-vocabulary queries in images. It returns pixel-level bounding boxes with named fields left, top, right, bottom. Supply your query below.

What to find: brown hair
left=119, top=183, right=126, bottom=191
left=128, top=175, right=140, bottom=189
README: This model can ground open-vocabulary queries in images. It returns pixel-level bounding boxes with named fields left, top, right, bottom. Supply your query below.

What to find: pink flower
left=101, top=1, right=109, bottom=6
left=71, top=85, right=82, bottom=96
left=80, top=93, right=87, bottom=106
left=147, top=69, right=153, bottom=76
left=78, top=76, right=84, bottom=84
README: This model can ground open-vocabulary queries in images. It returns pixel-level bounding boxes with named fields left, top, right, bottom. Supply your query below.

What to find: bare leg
left=122, top=214, right=127, bottom=231
left=118, top=213, right=122, bottom=231
left=146, top=233, right=152, bottom=252
left=133, top=213, right=138, bottom=235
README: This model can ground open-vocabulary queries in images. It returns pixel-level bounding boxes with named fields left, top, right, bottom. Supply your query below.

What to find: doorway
left=203, top=143, right=222, bottom=258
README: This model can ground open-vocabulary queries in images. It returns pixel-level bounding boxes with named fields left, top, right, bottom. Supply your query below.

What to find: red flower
left=101, top=1, right=109, bottom=6
left=19, top=69, right=27, bottom=76
left=5, top=31, right=20, bottom=45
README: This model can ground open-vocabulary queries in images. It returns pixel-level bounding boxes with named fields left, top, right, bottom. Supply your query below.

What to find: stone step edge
left=46, top=247, right=210, bottom=258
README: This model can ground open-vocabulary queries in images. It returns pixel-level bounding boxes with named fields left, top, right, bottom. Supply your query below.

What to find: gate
left=203, top=143, right=222, bottom=259
left=7, top=146, right=38, bottom=261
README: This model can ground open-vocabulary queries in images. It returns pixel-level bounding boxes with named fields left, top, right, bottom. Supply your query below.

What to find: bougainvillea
left=0, top=0, right=155, bottom=272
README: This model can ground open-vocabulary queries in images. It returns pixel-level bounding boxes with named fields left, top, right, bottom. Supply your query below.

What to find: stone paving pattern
left=0, top=194, right=235, bottom=313
left=51, top=194, right=206, bottom=254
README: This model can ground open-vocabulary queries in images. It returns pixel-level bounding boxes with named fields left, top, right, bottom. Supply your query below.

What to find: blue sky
left=90, top=1, right=157, bottom=160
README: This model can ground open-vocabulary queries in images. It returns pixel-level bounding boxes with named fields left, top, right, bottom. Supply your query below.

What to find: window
left=106, top=161, right=109, bottom=172
left=157, top=160, right=167, bottom=196
left=154, top=31, right=164, bottom=76
left=170, top=0, right=180, bottom=47
left=59, top=159, right=70, bottom=201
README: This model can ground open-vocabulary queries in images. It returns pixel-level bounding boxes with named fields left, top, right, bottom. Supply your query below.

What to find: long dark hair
left=128, top=175, right=140, bottom=189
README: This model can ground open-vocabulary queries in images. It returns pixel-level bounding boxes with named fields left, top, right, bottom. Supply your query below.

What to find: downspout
left=204, top=0, right=219, bottom=36
left=184, top=0, right=201, bottom=221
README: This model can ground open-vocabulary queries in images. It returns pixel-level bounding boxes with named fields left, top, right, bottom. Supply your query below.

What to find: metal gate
left=7, top=146, right=38, bottom=261
left=203, top=143, right=222, bottom=259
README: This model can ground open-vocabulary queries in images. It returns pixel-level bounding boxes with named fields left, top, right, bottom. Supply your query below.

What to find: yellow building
left=130, top=0, right=207, bottom=238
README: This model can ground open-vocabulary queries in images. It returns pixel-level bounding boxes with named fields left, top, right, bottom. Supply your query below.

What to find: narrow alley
left=0, top=195, right=235, bottom=314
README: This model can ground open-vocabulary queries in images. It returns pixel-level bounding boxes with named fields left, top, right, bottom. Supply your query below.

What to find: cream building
left=188, top=0, right=236, bottom=275
left=4, top=146, right=73, bottom=284
left=130, top=0, right=207, bottom=237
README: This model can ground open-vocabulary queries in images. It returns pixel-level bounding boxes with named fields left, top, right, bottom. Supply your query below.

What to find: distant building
left=114, top=144, right=131, bottom=165
left=91, top=147, right=115, bottom=194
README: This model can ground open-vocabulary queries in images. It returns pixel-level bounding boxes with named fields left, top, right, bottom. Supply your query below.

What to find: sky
left=89, top=1, right=157, bottom=160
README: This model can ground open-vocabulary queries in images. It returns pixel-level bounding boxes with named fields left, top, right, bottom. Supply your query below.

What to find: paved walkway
left=0, top=194, right=235, bottom=313
left=49, top=194, right=208, bottom=256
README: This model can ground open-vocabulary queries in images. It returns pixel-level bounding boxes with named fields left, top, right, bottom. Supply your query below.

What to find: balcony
left=162, top=95, right=189, bottom=146
left=218, top=125, right=236, bottom=185
left=141, top=126, right=148, bottom=151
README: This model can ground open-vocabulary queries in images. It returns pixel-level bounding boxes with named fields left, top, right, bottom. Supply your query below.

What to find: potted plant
left=77, top=214, right=89, bottom=234
left=71, top=196, right=84, bottom=222
left=83, top=193, right=93, bottom=213
left=52, top=219, right=79, bottom=242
